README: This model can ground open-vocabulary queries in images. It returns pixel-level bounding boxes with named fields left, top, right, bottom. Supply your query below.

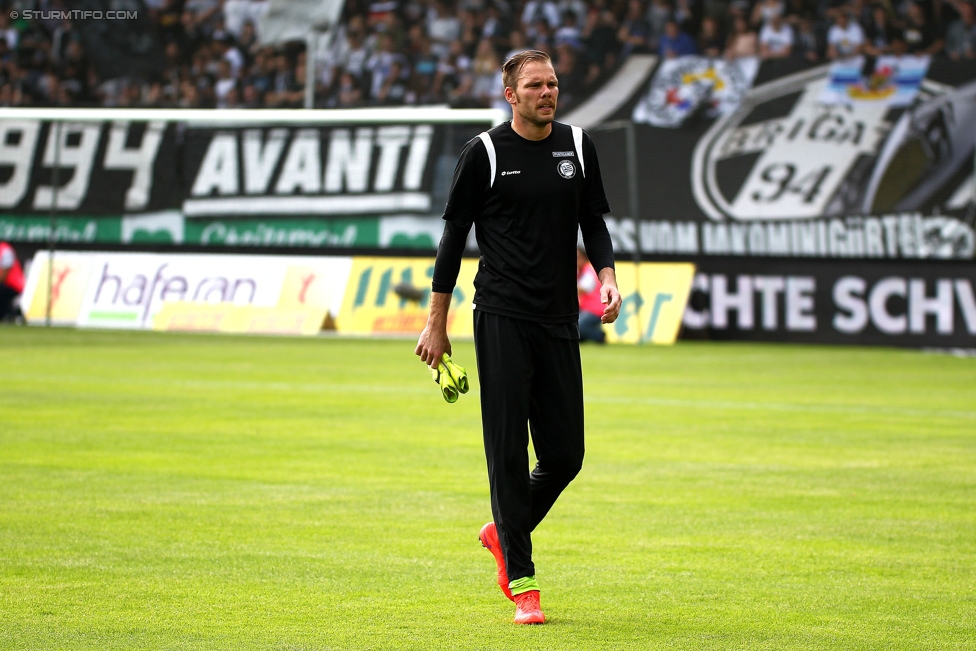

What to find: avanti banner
left=0, top=113, right=492, bottom=249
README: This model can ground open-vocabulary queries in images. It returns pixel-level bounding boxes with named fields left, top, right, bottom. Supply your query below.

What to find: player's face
left=507, top=60, right=559, bottom=127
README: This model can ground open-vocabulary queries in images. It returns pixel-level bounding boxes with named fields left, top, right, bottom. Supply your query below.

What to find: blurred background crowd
left=0, top=0, right=973, bottom=110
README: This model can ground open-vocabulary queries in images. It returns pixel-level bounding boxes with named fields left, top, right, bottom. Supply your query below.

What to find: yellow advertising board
left=336, top=257, right=479, bottom=337
left=151, top=260, right=344, bottom=336
left=23, top=252, right=94, bottom=324
left=152, top=303, right=329, bottom=336
left=605, top=262, right=696, bottom=344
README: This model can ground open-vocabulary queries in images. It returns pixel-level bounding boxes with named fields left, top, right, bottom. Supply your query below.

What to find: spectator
left=506, top=29, right=530, bottom=60
left=458, top=7, right=485, bottom=56
left=241, top=81, right=263, bottom=107
left=223, top=0, right=269, bottom=40
left=647, top=0, right=674, bottom=52
left=897, top=1, right=945, bottom=55
left=792, top=13, right=821, bottom=61
left=366, top=33, right=404, bottom=101
left=213, top=59, right=238, bottom=108
left=264, top=53, right=300, bottom=107
left=581, top=0, right=619, bottom=82
left=673, top=0, right=700, bottom=34
left=0, top=240, right=25, bottom=323
left=214, top=35, right=245, bottom=78
left=698, top=15, right=725, bottom=57
left=759, top=12, right=795, bottom=57
left=335, top=70, right=364, bottom=107
left=178, top=79, right=203, bottom=107
left=0, top=12, right=19, bottom=49
left=617, top=0, right=653, bottom=57
left=469, top=38, right=505, bottom=109
left=558, top=0, right=590, bottom=28
left=725, top=14, right=759, bottom=58
left=659, top=18, right=698, bottom=57
left=826, top=9, right=865, bottom=59
left=434, top=39, right=472, bottom=105
left=408, top=31, right=439, bottom=102
left=428, top=1, right=463, bottom=60
left=184, top=0, right=223, bottom=37
left=860, top=5, right=895, bottom=55
left=376, top=58, right=409, bottom=104
left=552, top=41, right=586, bottom=105
left=157, top=0, right=184, bottom=46
left=529, top=16, right=555, bottom=51
left=339, top=28, right=371, bottom=88
left=945, top=1, right=976, bottom=59
left=244, top=48, right=276, bottom=96
left=554, top=10, right=585, bottom=49
left=521, top=0, right=562, bottom=33
left=751, top=0, right=785, bottom=27
left=236, top=21, right=261, bottom=66
left=482, top=2, right=510, bottom=47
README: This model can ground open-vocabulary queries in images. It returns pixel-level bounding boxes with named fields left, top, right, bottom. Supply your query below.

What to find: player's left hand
left=600, top=285, right=622, bottom=324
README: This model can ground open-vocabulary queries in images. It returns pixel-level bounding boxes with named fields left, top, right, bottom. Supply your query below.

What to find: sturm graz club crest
left=557, top=159, right=576, bottom=179
left=691, top=65, right=975, bottom=257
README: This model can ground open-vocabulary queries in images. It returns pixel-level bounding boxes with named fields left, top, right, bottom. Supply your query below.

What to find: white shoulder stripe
left=477, top=132, right=496, bottom=188
left=571, top=125, right=585, bottom=178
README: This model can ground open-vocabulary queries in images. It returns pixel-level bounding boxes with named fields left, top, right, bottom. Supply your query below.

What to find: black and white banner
left=681, top=258, right=976, bottom=348
left=180, top=123, right=444, bottom=217
left=0, top=119, right=459, bottom=219
left=600, top=58, right=976, bottom=262
left=0, top=119, right=177, bottom=215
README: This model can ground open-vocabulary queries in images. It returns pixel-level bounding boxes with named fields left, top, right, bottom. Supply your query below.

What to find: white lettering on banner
left=787, top=277, right=817, bottom=331
left=192, top=132, right=238, bottom=196
left=103, top=121, right=165, bottom=210
left=833, top=276, right=976, bottom=335
left=683, top=273, right=817, bottom=332
left=909, top=279, right=953, bottom=334
left=323, top=128, right=371, bottom=193
left=606, top=215, right=973, bottom=259
left=33, top=122, right=101, bottom=210
left=0, top=121, right=40, bottom=208
left=754, top=275, right=784, bottom=330
left=833, top=276, right=868, bottom=332
left=0, top=120, right=168, bottom=211
left=711, top=275, right=753, bottom=329
left=277, top=129, right=323, bottom=194
left=373, top=126, right=412, bottom=192
left=187, top=125, right=434, bottom=215
left=956, top=280, right=976, bottom=334
left=243, top=129, right=288, bottom=194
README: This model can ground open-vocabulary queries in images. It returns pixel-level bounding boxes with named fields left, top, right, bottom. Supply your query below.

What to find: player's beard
left=514, top=90, right=556, bottom=127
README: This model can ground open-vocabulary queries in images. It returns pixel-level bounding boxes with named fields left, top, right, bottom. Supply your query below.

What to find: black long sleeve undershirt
left=431, top=219, right=471, bottom=294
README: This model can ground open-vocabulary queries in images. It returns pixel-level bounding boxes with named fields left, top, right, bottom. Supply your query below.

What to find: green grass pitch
left=1, top=326, right=974, bottom=650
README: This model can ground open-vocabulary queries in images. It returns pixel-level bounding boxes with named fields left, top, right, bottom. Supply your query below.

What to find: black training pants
left=473, top=309, right=585, bottom=583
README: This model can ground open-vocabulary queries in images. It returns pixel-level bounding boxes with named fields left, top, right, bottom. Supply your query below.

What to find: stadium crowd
left=0, top=0, right=973, bottom=110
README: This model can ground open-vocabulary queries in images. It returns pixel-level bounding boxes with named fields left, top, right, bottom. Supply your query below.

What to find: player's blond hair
left=501, top=50, right=552, bottom=91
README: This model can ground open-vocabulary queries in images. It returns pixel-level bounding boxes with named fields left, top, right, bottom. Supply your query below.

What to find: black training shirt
left=432, top=121, right=614, bottom=324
